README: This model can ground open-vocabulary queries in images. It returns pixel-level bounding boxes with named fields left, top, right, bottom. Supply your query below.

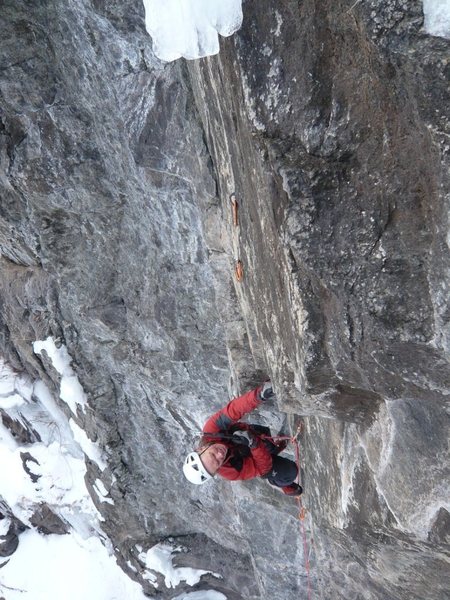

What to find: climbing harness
left=230, top=193, right=239, bottom=227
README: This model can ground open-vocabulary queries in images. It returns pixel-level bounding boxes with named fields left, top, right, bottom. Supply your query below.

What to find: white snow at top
left=143, top=0, right=243, bottom=61
left=423, top=0, right=450, bottom=38
left=142, top=1, right=450, bottom=61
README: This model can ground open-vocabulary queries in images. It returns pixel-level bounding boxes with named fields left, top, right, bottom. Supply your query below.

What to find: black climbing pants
left=251, top=425, right=298, bottom=488
left=262, top=455, right=298, bottom=487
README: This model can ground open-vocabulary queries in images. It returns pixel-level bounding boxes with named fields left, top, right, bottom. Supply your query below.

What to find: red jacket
left=201, top=387, right=273, bottom=480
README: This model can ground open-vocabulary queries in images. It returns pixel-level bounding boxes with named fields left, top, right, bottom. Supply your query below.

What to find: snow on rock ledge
left=138, top=541, right=221, bottom=588
left=33, top=337, right=88, bottom=416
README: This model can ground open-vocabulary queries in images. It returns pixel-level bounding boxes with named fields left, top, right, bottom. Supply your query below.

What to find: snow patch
left=33, top=338, right=73, bottom=377
left=0, top=392, right=26, bottom=409
left=127, top=560, right=138, bottom=573
left=0, top=366, right=16, bottom=396
left=423, top=0, right=450, bottom=38
left=93, top=478, right=114, bottom=505
left=173, top=592, right=227, bottom=600
left=0, top=529, right=149, bottom=600
left=33, top=337, right=88, bottom=414
left=143, top=0, right=243, bottom=61
left=60, top=374, right=88, bottom=415
left=139, top=542, right=221, bottom=588
left=272, top=10, right=283, bottom=37
left=0, top=356, right=103, bottom=532
left=0, top=435, right=102, bottom=529
left=31, top=379, right=81, bottom=449
left=70, top=419, right=107, bottom=471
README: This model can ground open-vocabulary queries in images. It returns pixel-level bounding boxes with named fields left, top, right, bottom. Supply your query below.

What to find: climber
left=183, top=382, right=303, bottom=496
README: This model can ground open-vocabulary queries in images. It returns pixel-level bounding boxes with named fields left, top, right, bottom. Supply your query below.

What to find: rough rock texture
left=0, top=508, right=26, bottom=558
left=0, top=1, right=449, bottom=599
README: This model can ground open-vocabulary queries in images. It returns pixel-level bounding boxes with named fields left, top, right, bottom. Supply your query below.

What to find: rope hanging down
left=269, top=425, right=312, bottom=600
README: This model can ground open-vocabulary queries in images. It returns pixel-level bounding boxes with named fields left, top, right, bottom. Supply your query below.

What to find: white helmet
left=183, top=452, right=212, bottom=485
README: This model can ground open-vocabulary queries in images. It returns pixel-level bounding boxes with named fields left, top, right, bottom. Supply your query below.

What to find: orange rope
left=206, top=425, right=313, bottom=594
left=272, top=425, right=312, bottom=599
left=292, top=428, right=312, bottom=600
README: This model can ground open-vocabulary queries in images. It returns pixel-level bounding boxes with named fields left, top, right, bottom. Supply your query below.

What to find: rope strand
left=272, top=426, right=312, bottom=599
left=292, top=426, right=312, bottom=600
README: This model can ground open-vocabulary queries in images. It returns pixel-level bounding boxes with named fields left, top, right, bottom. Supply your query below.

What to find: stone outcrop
left=0, top=505, right=27, bottom=558
left=0, top=1, right=448, bottom=599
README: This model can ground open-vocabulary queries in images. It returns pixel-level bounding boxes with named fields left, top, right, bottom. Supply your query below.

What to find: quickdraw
left=230, top=192, right=239, bottom=227
left=234, top=260, right=244, bottom=281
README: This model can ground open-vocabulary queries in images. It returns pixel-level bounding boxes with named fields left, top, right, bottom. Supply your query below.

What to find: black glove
left=232, top=430, right=257, bottom=448
left=259, top=381, right=276, bottom=402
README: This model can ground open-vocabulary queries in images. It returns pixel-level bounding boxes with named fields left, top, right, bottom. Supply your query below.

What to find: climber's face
left=198, top=443, right=227, bottom=475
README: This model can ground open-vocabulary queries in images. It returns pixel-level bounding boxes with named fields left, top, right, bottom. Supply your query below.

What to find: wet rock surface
left=0, top=1, right=449, bottom=599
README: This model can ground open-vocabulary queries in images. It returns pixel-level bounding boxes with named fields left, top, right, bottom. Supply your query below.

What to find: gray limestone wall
left=0, top=1, right=449, bottom=599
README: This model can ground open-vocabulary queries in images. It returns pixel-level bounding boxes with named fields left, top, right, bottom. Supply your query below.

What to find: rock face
left=0, top=1, right=449, bottom=599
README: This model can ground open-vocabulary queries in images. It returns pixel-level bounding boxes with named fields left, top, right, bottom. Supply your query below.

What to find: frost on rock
left=143, top=0, right=243, bottom=61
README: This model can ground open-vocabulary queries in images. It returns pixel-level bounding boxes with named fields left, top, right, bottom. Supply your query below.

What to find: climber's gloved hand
left=232, top=430, right=257, bottom=448
left=259, top=381, right=276, bottom=402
